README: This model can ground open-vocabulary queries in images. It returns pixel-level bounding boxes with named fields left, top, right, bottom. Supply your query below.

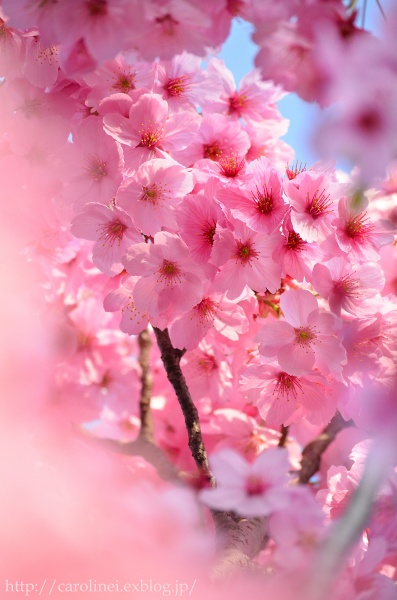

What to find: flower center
left=287, top=230, right=306, bottom=251
left=138, top=120, right=165, bottom=149
left=141, top=184, right=160, bottom=204
left=87, top=156, right=108, bottom=181
left=194, top=297, right=217, bottom=322
left=234, top=239, right=259, bottom=265
left=201, top=220, right=217, bottom=245
left=252, top=184, right=274, bottom=214
left=228, top=92, right=248, bottom=115
left=165, top=75, right=190, bottom=97
left=345, top=213, right=374, bottom=239
left=97, top=220, right=127, bottom=246
left=218, top=153, right=244, bottom=178
left=334, top=274, right=361, bottom=298
left=274, top=372, right=302, bottom=401
left=305, top=189, right=332, bottom=219
left=245, top=475, right=267, bottom=496
left=87, top=0, right=108, bottom=17
left=203, top=142, right=222, bottom=161
left=197, top=353, right=218, bottom=373
left=356, top=108, right=383, bottom=134
left=294, top=326, right=316, bottom=347
left=112, top=71, right=136, bottom=93
left=156, top=13, right=179, bottom=36
left=157, top=259, right=182, bottom=286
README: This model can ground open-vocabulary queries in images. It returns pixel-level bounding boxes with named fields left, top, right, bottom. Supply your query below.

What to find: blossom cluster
left=1, top=1, right=397, bottom=599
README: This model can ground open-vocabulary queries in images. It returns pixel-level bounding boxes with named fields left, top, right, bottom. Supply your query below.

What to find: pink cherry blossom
left=312, top=258, right=385, bottom=317
left=181, top=339, right=233, bottom=404
left=204, top=58, right=285, bottom=123
left=70, top=203, right=141, bottom=277
left=83, top=54, right=155, bottom=111
left=54, top=0, right=144, bottom=64
left=62, top=116, right=124, bottom=211
left=176, top=183, right=224, bottom=264
left=215, top=156, right=288, bottom=234
left=21, top=33, right=59, bottom=88
left=244, top=118, right=293, bottom=169
left=156, top=52, right=221, bottom=113
left=103, top=276, right=151, bottom=335
left=0, top=16, right=22, bottom=80
left=192, top=153, right=247, bottom=185
left=256, top=288, right=346, bottom=378
left=116, top=157, right=194, bottom=236
left=103, top=92, right=199, bottom=169
left=285, top=170, right=342, bottom=243
left=211, top=220, right=283, bottom=300
left=269, top=487, right=326, bottom=570
left=273, top=210, right=323, bottom=282
left=333, top=197, right=394, bottom=262
left=122, top=231, right=205, bottom=320
left=199, top=447, right=292, bottom=517
left=134, top=0, right=214, bottom=61
left=240, top=361, right=336, bottom=427
left=174, top=113, right=250, bottom=167
left=254, top=21, right=316, bottom=102
left=169, top=285, right=249, bottom=351
left=1, top=0, right=63, bottom=48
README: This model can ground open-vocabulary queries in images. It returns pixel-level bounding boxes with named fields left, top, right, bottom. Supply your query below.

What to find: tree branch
left=137, top=328, right=154, bottom=443
left=153, top=327, right=215, bottom=486
left=278, top=425, right=289, bottom=448
left=297, top=412, right=353, bottom=484
left=211, top=511, right=267, bottom=579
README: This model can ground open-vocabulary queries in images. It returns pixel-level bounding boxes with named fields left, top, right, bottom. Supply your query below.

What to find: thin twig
left=297, top=412, right=353, bottom=484
left=137, top=328, right=154, bottom=443
left=153, top=327, right=215, bottom=486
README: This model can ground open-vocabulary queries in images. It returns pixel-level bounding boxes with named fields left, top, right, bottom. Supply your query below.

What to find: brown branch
left=278, top=425, right=289, bottom=448
left=153, top=326, right=215, bottom=486
left=137, top=328, right=154, bottom=443
left=297, top=412, right=353, bottom=484
left=152, top=328, right=270, bottom=574
left=211, top=511, right=267, bottom=579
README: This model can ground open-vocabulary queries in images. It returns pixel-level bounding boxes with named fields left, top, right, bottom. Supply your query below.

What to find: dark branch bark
left=137, top=328, right=154, bottom=443
left=278, top=425, right=289, bottom=448
left=153, top=327, right=215, bottom=486
left=152, top=327, right=271, bottom=574
left=297, top=412, right=353, bottom=484
left=211, top=511, right=267, bottom=579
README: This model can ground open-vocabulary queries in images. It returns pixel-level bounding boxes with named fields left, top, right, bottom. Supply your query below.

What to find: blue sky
left=218, top=2, right=392, bottom=168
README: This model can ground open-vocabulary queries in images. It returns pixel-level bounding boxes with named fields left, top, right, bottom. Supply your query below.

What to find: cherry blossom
left=70, top=203, right=141, bottom=277
left=211, top=220, right=283, bottom=299
left=255, top=288, right=346, bottom=378
left=285, top=170, right=341, bottom=243
left=240, top=360, right=336, bottom=427
left=122, top=231, right=206, bottom=320
left=215, top=156, right=288, bottom=234
left=200, top=447, right=292, bottom=517
left=61, top=116, right=124, bottom=210
left=103, top=92, right=199, bottom=169
left=333, top=197, right=394, bottom=262
left=169, top=285, right=249, bottom=351
left=116, top=157, right=194, bottom=236
left=312, top=258, right=385, bottom=317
